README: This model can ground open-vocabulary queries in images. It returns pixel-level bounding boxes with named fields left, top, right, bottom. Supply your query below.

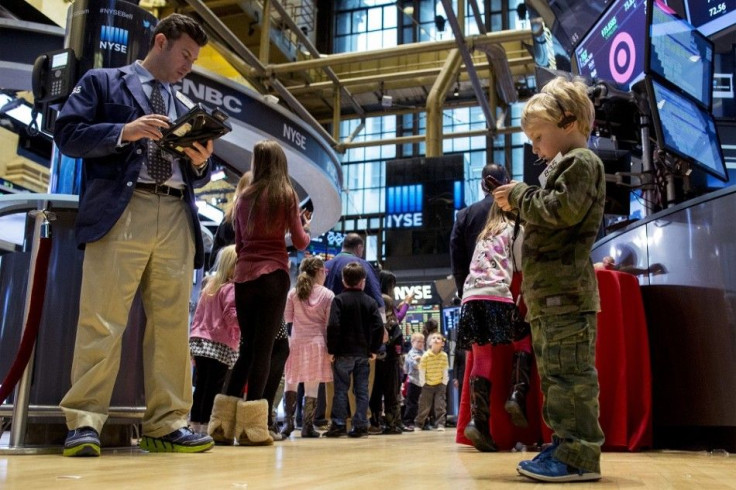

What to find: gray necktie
left=146, top=80, right=172, bottom=184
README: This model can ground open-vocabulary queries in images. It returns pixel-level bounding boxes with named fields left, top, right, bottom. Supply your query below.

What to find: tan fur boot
left=207, top=394, right=239, bottom=445
left=234, top=399, right=274, bottom=446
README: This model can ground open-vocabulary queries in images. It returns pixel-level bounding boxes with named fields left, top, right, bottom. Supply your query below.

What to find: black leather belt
left=136, top=182, right=184, bottom=199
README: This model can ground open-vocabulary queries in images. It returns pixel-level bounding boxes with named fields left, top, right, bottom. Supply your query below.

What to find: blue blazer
left=54, top=64, right=211, bottom=268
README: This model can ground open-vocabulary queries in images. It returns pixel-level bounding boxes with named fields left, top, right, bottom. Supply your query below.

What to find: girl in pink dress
left=281, top=256, right=335, bottom=438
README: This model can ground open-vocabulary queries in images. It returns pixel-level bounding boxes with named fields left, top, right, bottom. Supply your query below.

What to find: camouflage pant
left=530, top=312, right=604, bottom=473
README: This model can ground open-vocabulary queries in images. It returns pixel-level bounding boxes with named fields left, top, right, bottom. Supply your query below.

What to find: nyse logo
left=100, top=26, right=128, bottom=53
left=283, top=124, right=307, bottom=150
left=395, top=285, right=433, bottom=301
left=386, top=184, right=423, bottom=229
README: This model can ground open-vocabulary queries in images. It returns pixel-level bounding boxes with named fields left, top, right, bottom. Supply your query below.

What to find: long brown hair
left=296, top=256, right=324, bottom=301
left=224, top=171, right=252, bottom=224
left=241, top=140, right=297, bottom=234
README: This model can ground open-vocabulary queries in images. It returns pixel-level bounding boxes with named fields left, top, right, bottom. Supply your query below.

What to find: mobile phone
left=484, top=174, right=503, bottom=191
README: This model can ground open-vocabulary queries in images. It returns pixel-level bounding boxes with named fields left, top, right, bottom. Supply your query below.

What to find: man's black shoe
left=322, top=424, right=347, bottom=438
left=348, top=426, right=368, bottom=438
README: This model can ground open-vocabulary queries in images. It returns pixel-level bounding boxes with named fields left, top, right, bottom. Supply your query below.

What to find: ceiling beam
left=439, top=0, right=496, bottom=131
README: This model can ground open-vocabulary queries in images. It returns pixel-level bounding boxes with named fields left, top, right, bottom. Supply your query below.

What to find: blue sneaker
left=63, top=427, right=101, bottom=457
left=517, top=455, right=601, bottom=483
left=139, top=427, right=214, bottom=453
left=517, top=440, right=559, bottom=472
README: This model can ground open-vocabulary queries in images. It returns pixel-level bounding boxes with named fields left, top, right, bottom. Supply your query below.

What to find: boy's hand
left=493, top=182, right=518, bottom=212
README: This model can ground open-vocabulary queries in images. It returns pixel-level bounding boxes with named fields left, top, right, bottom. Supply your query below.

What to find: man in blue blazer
left=54, top=13, right=215, bottom=456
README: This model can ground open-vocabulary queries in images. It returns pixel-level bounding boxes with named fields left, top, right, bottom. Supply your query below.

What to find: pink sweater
left=233, top=191, right=310, bottom=283
left=189, top=282, right=240, bottom=351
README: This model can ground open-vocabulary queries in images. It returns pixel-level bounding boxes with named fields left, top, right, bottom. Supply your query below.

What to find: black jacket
left=327, top=289, right=384, bottom=357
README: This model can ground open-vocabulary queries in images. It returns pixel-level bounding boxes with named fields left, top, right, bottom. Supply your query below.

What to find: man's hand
left=183, top=139, right=214, bottom=169
left=493, top=182, right=518, bottom=212
left=121, top=114, right=170, bottom=142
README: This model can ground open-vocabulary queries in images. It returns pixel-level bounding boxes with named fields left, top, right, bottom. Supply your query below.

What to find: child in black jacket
left=324, top=262, right=384, bottom=438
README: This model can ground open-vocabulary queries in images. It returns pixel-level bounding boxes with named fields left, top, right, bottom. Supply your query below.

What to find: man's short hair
left=342, top=233, right=364, bottom=251
left=151, top=13, right=208, bottom=49
left=342, top=261, right=366, bottom=287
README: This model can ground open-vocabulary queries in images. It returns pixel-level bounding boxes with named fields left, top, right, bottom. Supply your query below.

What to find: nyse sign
left=395, top=284, right=434, bottom=302
left=385, top=212, right=423, bottom=228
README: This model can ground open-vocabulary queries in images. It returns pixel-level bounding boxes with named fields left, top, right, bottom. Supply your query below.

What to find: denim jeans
left=331, top=356, right=370, bottom=428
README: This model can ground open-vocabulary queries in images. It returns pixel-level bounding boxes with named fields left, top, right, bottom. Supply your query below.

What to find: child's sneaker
left=517, top=455, right=601, bottom=483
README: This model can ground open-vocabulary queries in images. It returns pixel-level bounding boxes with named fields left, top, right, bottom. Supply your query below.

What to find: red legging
left=470, top=334, right=532, bottom=380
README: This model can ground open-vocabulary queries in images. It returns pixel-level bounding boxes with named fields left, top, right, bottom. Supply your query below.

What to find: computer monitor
left=647, top=0, right=714, bottom=109
left=574, top=0, right=648, bottom=90
left=400, top=304, right=440, bottom=343
left=645, top=77, right=728, bottom=181
left=683, top=0, right=736, bottom=37
left=441, top=305, right=461, bottom=338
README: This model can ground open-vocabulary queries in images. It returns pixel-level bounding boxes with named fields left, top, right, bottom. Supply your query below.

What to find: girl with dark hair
left=208, top=140, right=311, bottom=446
left=369, top=270, right=413, bottom=434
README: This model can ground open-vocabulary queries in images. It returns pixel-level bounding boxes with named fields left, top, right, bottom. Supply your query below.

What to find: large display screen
left=574, top=0, right=648, bottom=90
left=646, top=77, right=728, bottom=181
left=684, top=0, right=736, bottom=37
left=384, top=155, right=464, bottom=270
left=648, top=1, right=714, bottom=109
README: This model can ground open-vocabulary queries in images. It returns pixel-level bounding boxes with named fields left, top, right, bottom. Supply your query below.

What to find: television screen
left=683, top=0, right=736, bottom=37
left=646, top=77, right=728, bottom=181
left=574, top=0, right=648, bottom=90
left=648, top=0, right=714, bottom=109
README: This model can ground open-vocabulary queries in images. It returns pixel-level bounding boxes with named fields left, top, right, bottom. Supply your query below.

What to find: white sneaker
left=436, top=425, right=445, bottom=432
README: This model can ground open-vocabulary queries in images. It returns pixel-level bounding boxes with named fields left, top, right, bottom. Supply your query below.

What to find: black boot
left=280, top=391, right=297, bottom=438
left=301, top=396, right=320, bottom=438
left=464, top=376, right=497, bottom=452
left=505, top=351, right=532, bottom=428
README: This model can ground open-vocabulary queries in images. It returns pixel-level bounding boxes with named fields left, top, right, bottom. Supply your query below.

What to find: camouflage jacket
left=507, top=147, right=605, bottom=321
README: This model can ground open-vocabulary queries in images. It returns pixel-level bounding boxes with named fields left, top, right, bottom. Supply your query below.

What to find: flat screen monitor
left=683, top=0, right=736, bottom=37
left=400, top=304, right=440, bottom=343
left=647, top=0, right=714, bottom=109
left=574, top=0, right=648, bottom=90
left=546, top=0, right=608, bottom=53
left=646, top=77, right=728, bottom=181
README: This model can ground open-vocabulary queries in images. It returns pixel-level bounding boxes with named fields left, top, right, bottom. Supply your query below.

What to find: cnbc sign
left=386, top=184, right=423, bottom=228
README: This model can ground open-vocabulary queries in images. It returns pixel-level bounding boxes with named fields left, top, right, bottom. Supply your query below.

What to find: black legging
left=226, top=269, right=290, bottom=400
left=263, top=336, right=289, bottom=422
left=191, top=356, right=230, bottom=423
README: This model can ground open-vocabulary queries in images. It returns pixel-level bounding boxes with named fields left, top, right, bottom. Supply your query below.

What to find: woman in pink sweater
left=208, top=140, right=311, bottom=446
left=281, top=256, right=335, bottom=438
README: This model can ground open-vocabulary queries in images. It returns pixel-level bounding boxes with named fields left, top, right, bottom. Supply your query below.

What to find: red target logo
left=609, top=31, right=636, bottom=84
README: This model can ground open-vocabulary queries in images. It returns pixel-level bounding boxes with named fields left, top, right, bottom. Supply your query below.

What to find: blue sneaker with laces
left=139, top=427, right=214, bottom=453
left=517, top=441, right=559, bottom=472
left=517, top=455, right=601, bottom=483
left=63, top=426, right=101, bottom=457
